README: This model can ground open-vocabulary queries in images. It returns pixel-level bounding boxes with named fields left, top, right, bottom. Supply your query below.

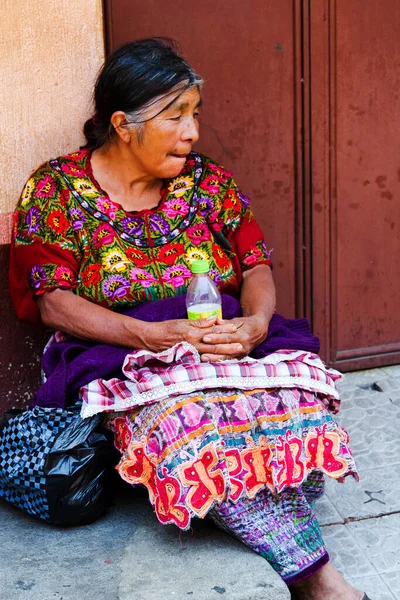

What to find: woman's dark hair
left=82, top=37, right=202, bottom=149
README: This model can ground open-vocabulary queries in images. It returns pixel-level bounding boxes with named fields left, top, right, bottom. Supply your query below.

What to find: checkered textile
left=0, top=407, right=75, bottom=520
left=80, top=344, right=342, bottom=418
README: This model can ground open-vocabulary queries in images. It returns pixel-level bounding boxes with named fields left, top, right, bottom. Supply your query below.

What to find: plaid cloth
left=80, top=344, right=342, bottom=418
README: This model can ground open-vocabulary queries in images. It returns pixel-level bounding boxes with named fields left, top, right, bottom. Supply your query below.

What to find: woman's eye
left=170, top=116, right=181, bottom=122
left=194, top=112, right=200, bottom=119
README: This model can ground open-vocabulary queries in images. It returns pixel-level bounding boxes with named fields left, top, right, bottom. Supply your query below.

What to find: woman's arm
left=38, top=289, right=147, bottom=347
left=200, top=264, right=276, bottom=361
left=37, top=289, right=242, bottom=354
left=239, top=263, right=276, bottom=332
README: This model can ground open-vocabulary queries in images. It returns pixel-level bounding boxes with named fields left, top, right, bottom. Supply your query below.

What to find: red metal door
left=309, top=0, right=400, bottom=369
left=104, top=0, right=301, bottom=319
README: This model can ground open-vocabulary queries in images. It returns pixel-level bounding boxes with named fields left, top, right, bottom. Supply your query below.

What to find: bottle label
left=187, top=307, right=222, bottom=321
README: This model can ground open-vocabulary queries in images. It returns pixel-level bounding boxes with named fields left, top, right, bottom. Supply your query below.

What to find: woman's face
left=127, top=86, right=201, bottom=180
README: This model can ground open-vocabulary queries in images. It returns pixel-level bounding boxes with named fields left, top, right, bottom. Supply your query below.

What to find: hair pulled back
left=82, top=37, right=202, bottom=149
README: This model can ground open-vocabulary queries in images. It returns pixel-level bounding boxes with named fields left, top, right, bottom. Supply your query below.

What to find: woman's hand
left=138, top=317, right=244, bottom=356
left=199, top=314, right=270, bottom=362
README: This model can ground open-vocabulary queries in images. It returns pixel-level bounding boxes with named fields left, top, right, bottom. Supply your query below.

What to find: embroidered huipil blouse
left=10, top=149, right=272, bottom=325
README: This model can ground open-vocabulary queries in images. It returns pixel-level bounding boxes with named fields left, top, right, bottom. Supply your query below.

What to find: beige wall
left=0, top=0, right=105, bottom=244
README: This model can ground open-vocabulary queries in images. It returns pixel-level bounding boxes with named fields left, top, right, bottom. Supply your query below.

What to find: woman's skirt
left=105, top=385, right=357, bottom=584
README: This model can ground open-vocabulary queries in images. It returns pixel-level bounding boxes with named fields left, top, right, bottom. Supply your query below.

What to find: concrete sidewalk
left=1, top=366, right=400, bottom=600
left=313, top=366, right=400, bottom=600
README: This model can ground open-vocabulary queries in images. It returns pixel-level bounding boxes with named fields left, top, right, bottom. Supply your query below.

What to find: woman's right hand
left=137, top=318, right=244, bottom=356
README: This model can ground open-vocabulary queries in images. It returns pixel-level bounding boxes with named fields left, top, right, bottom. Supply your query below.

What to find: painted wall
left=0, top=0, right=105, bottom=243
left=0, top=0, right=105, bottom=414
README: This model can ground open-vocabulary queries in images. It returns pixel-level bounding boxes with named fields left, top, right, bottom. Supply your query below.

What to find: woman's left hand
left=199, top=314, right=270, bottom=362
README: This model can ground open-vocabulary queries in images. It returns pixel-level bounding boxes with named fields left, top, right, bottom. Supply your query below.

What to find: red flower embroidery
left=305, top=425, right=348, bottom=477
left=126, top=247, right=151, bottom=267
left=157, top=244, right=185, bottom=265
left=113, top=417, right=132, bottom=453
left=225, top=448, right=244, bottom=502
left=241, top=435, right=274, bottom=498
left=81, top=264, right=102, bottom=286
left=117, top=441, right=158, bottom=504
left=59, top=188, right=71, bottom=205
left=61, top=163, right=86, bottom=178
left=223, top=189, right=240, bottom=210
left=180, top=443, right=225, bottom=517
left=275, top=430, right=306, bottom=491
left=155, top=468, right=190, bottom=529
left=47, top=209, right=70, bottom=234
left=69, top=150, right=86, bottom=162
left=212, top=244, right=231, bottom=270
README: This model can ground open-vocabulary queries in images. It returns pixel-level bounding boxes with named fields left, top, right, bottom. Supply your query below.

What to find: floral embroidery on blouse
left=10, top=149, right=272, bottom=324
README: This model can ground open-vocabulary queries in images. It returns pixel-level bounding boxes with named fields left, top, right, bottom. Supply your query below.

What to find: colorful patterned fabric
left=81, top=345, right=342, bottom=417
left=10, top=150, right=272, bottom=325
left=208, top=479, right=329, bottom=584
left=104, top=386, right=357, bottom=531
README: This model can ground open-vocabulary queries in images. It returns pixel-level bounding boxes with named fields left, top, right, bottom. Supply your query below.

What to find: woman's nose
left=182, top=117, right=199, bottom=143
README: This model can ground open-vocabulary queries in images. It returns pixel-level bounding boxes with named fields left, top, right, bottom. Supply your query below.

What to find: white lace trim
left=80, top=374, right=339, bottom=418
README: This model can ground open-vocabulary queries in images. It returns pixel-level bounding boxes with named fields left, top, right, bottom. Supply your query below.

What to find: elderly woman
left=7, top=38, right=367, bottom=600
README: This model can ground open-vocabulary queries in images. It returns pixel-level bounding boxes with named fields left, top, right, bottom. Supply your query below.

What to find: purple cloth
left=33, top=294, right=320, bottom=409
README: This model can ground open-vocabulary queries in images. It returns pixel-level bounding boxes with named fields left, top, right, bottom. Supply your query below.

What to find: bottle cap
left=190, top=259, right=210, bottom=274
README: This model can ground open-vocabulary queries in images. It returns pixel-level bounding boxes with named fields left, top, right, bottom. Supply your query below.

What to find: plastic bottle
left=186, top=259, right=222, bottom=320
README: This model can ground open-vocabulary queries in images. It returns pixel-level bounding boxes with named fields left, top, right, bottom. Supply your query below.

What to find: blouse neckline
left=49, top=150, right=204, bottom=248
left=85, top=148, right=168, bottom=216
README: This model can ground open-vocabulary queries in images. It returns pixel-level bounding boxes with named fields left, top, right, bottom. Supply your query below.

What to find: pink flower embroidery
left=93, top=223, right=116, bottom=248
left=162, top=265, right=192, bottom=288
left=207, top=162, right=232, bottom=182
left=242, top=246, right=262, bottom=266
left=164, top=198, right=189, bottom=218
left=200, top=175, right=221, bottom=195
left=54, top=265, right=75, bottom=286
left=129, top=268, right=157, bottom=288
left=96, top=197, right=117, bottom=220
left=36, top=175, right=56, bottom=198
left=187, top=223, right=211, bottom=246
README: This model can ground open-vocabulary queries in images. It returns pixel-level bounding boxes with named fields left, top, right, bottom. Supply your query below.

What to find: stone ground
left=1, top=366, right=400, bottom=600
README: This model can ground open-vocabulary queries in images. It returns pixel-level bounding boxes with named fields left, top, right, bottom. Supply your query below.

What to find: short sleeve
left=9, top=163, right=81, bottom=325
left=218, top=178, right=273, bottom=274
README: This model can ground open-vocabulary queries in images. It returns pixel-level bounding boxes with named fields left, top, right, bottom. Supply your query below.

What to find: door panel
left=310, top=0, right=400, bottom=369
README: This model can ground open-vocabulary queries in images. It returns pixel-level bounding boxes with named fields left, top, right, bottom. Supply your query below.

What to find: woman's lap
left=105, top=386, right=357, bottom=529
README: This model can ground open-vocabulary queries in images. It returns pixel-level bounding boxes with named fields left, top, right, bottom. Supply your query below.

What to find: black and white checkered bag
left=0, top=404, right=118, bottom=525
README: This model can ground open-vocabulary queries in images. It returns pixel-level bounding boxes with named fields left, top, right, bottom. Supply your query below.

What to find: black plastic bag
left=0, top=403, right=119, bottom=525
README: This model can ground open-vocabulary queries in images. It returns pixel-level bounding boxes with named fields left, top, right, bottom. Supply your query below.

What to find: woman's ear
left=110, top=111, right=132, bottom=144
